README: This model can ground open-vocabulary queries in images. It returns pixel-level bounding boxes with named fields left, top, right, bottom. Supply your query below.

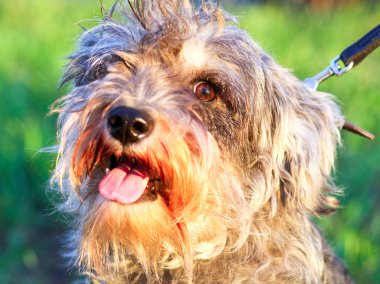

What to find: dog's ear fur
left=198, top=20, right=344, bottom=216
left=256, top=60, right=344, bottom=215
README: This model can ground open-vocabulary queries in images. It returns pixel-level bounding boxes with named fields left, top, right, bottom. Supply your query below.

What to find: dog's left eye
left=193, top=81, right=217, bottom=102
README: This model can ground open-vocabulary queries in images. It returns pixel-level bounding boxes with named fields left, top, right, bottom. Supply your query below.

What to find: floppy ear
left=268, top=69, right=344, bottom=214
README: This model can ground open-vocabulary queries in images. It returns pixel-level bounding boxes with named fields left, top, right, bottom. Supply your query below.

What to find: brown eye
left=193, top=81, right=217, bottom=102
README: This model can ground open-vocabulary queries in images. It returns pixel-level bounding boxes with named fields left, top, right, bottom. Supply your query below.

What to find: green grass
left=0, top=1, right=379, bottom=283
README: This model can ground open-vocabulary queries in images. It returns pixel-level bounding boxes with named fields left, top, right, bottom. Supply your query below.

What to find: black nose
left=107, top=106, right=154, bottom=144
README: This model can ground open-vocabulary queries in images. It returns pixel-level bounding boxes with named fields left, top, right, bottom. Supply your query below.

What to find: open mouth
left=99, top=154, right=163, bottom=204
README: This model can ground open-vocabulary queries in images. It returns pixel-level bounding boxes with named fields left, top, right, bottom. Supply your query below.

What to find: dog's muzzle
left=107, top=106, right=154, bottom=145
left=101, top=106, right=157, bottom=205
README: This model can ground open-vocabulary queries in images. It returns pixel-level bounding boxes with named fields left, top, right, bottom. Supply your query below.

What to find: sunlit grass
left=1, top=1, right=379, bottom=283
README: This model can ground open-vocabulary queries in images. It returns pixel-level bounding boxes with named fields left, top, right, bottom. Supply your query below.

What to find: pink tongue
left=99, top=163, right=149, bottom=204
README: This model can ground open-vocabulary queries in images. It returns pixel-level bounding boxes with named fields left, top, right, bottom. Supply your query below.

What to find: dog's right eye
left=193, top=81, right=217, bottom=102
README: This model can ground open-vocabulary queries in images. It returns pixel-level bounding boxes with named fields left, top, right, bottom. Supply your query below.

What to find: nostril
left=131, top=118, right=150, bottom=136
left=108, top=115, right=124, bottom=129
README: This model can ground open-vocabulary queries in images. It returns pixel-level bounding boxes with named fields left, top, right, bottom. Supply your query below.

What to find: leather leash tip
left=343, top=121, right=375, bottom=140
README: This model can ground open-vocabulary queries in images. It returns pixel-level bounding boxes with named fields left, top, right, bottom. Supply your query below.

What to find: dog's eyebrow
left=62, top=53, right=130, bottom=87
left=190, top=69, right=227, bottom=87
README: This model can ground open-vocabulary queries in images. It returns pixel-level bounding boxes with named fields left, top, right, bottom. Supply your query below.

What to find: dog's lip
left=101, top=154, right=164, bottom=203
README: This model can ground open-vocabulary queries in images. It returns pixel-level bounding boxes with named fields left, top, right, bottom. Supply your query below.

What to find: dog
left=51, top=0, right=354, bottom=283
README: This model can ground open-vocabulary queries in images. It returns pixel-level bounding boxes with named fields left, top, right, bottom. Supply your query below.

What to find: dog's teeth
left=106, top=168, right=110, bottom=174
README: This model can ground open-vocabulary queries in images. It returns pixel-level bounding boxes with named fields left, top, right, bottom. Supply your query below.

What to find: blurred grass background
left=0, top=0, right=379, bottom=283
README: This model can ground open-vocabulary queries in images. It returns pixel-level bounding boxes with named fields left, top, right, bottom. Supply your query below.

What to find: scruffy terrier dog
left=51, top=0, right=354, bottom=283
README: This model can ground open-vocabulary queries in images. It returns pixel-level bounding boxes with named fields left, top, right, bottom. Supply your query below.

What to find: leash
left=305, top=24, right=380, bottom=90
left=305, top=24, right=380, bottom=140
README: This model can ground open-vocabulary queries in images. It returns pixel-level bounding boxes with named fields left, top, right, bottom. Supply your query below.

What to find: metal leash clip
left=305, top=56, right=353, bottom=90
left=305, top=24, right=380, bottom=140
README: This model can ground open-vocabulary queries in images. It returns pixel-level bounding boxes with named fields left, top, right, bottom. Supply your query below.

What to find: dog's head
left=52, top=0, right=343, bottom=281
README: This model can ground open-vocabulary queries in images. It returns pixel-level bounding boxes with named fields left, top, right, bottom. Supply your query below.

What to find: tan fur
left=50, top=1, right=353, bottom=283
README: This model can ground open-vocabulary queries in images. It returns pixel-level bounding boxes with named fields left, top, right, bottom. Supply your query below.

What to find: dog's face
left=52, top=0, right=343, bottom=281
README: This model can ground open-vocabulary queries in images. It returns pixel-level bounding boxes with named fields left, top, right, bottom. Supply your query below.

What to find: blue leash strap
left=340, top=24, right=380, bottom=67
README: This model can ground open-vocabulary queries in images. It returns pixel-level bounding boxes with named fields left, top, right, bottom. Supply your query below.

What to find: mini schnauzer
left=51, top=0, right=353, bottom=283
